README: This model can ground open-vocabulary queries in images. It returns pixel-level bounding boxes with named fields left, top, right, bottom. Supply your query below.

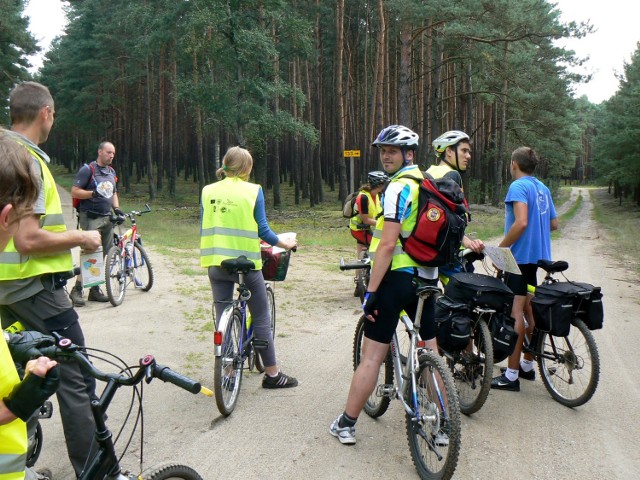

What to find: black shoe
left=262, top=371, right=298, bottom=389
left=88, top=286, right=109, bottom=302
left=500, top=365, right=535, bottom=381
left=490, top=374, right=520, bottom=392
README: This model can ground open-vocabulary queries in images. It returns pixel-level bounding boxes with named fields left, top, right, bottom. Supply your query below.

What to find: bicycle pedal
left=252, top=339, right=269, bottom=350
left=38, top=401, right=53, bottom=419
left=375, top=384, right=395, bottom=397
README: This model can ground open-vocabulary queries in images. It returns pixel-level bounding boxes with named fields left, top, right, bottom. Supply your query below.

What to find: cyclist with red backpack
left=330, top=125, right=443, bottom=446
left=429, top=130, right=484, bottom=275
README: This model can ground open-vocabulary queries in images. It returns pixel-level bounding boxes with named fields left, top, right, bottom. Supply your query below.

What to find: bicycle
left=105, top=204, right=154, bottom=307
left=339, top=251, right=370, bottom=303
left=37, top=334, right=212, bottom=479
left=352, top=280, right=461, bottom=480
left=212, top=255, right=277, bottom=416
left=492, top=258, right=601, bottom=407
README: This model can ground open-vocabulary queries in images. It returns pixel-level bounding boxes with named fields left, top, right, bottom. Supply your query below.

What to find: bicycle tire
left=537, top=317, right=600, bottom=407
left=355, top=269, right=368, bottom=303
left=105, top=245, right=126, bottom=306
left=446, top=317, right=493, bottom=415
left=139, top=462, right=203, bottom=480
left=25, top=421, right=43, bottom=467
left=133, top=240, right=154, bottom=291
left=255, top=283, right=276, bottom=373
left=214, top=308, right=243, bottom=416
left=406, top=350, right=461, bottom=480
left=352, top=314, right=393, bottom=418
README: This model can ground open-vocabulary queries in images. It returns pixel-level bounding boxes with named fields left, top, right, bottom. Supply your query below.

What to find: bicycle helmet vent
left=432, top=130, right=470, bottom=155
left=372, top=125, right=419, bottom=149
left=367, top=171, right=389, bottom=187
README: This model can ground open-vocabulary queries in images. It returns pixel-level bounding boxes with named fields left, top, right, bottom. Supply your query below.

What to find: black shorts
left=504, top=264, right=538, bottom=296
left=363, top=271, right=436, bottom=344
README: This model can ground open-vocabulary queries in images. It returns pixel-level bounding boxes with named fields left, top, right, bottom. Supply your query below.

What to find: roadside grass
left=589, top=188, right=640, bottom=274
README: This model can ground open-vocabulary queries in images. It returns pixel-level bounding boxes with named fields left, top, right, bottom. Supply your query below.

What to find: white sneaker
left=329, top=415, right=356, bottom=445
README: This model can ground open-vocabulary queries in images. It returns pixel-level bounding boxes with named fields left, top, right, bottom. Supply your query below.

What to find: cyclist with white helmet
left=349, top=171, right=387, bottom=258
left=429, top=130, right=484, bottom=272
left=330, top=125, right=442, bottom=446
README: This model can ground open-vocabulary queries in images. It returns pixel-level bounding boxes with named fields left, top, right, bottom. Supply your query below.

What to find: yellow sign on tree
left=344, top=150, right=361, bottom=157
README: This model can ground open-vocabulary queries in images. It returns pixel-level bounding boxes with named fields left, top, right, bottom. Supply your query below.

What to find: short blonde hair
left=216, top=146, right=253, bottom=181
left=0, top=131, right=39, bottom=221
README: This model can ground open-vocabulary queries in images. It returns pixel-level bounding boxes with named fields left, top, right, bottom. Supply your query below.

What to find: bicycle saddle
left=537, top=259, right=569, bottom=274
left=221, top=256, right=255, bottom=274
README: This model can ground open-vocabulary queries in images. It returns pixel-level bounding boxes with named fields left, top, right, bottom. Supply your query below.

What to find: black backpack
left=401, top=173, right=468, bottom=267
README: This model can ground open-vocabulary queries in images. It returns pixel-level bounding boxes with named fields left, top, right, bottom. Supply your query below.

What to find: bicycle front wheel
left=537, top=318, right=600, bottom=407
left=105, top=245, right=126, bottom=306
left=352, top=314, right=393, bottom=418
left=447, top=317, right=493, bottom=415
left=255, top=283, right=276, bottom=373
left=406, top=350, right=461, bottom=480
left=214, top=308, right=243, bottom=416
left=139, top=462, right=203, bottom=479
left=133, top=240, right=154, bottom=291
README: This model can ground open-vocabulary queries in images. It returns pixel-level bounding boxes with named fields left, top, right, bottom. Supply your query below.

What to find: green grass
left=589, top=188, right=640, bottom=274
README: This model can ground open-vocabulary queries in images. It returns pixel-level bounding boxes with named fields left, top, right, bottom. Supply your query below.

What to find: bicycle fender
left=213, top=306, right=234, bottom=357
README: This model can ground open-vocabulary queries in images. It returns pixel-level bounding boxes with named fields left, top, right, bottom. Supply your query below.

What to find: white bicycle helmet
left=432, top=130, right=470, bottom=156
left=367, top=171, right=389, bottom=187
left=372, top=125, right=419, bottom=150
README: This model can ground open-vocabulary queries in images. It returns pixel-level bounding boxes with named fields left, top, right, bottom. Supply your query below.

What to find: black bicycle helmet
left=372, top=125, right=419, bottom=150
left=367, top=171, right=389, bottom=187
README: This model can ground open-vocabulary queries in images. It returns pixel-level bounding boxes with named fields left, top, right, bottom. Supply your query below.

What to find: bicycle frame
left=213, top=277, right=254, bottom=358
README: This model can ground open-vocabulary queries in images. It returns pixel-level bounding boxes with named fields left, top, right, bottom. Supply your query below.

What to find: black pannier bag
left=571, top=282, right=604, bottom=330
left=531, top=282, right=579, bottom=337
left=434, top=296, right=471, bottom=352
left=444, top=272, right=514, bottom=312
left=489, top=311, right=518, bottom=362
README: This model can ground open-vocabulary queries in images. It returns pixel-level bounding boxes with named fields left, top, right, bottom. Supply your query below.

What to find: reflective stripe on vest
left=0, top=339, right=27, bottom=480
left=0, top=144, right=73, bottom=280
left=200, top=178, right=262, bottom=269
left=369, top=170, right=423, bottom=270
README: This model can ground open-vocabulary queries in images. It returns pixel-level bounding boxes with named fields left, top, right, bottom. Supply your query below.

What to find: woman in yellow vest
left=200, top=146, right=298, bottom=389
left=349, top=171, right=388, bottom=259
left=0, top=133, right=59, bottom=480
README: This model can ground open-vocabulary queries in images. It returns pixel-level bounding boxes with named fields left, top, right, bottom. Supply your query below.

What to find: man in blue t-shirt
left=491, top=146, right=558, bottom=392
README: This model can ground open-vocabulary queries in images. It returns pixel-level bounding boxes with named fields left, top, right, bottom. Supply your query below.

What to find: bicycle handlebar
left=38, top=336, right=212, bottom=397
left=339, top=257, right=371, bottom=271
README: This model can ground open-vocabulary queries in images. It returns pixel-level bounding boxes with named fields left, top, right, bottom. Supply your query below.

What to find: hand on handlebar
left=5, top=331, right=56, bottom=363
left=463, top=237, right=485, bottom=253
left=3, top=358, right=60, bottom=421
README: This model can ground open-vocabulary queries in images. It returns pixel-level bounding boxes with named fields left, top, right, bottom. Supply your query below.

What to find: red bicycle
left=105, top=204, right=154, bottom=306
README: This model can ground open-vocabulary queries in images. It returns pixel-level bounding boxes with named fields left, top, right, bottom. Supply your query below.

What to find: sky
left=24, top=0, right=640, bottom=104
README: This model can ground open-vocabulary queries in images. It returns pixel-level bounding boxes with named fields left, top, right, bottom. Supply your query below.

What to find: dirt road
left=39, top=187, right=640, bottom=479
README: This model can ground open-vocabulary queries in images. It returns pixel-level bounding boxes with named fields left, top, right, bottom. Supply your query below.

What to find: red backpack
left=72, top=163, right=97, bottom=210
left=401, top=173, right=469, bottom=267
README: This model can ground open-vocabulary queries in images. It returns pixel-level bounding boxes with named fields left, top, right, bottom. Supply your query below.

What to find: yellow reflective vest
left=0, top=337, right=27, bottom=480
left=200, top=177, right=262, bottom=269
left=370, top=168, right=423, bottom=270
left=0, top=143, right=73, bottom=280
left=349, top=190, right=380, bottom=232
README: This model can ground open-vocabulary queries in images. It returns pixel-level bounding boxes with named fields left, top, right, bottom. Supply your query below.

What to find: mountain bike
left=212, top=255, right=277, bottom=416
left=352, top=280, right=461, bottom=480
left=493, top=258, right=601, bottom=407
left=38, top=334, right=212, bottom=479
left=105, top=205, right=154, bottom=307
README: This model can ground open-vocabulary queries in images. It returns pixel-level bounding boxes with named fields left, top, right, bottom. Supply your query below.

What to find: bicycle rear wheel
left=537, top=318, right=600, bottom=407
left=105, top=245, right=126, bottom=306
left=214, top=308, right=243, bottom=416
left=406, top=350, right=461, bottom=480
left=446, top=317, right=493, bottom=415
left=255, top=283, right=276, bottom=373
left=139, top=462, right=203, bottom=479
left=352, top=314, right=393, bottom=418
left=132, top=240, right=154, bottom=291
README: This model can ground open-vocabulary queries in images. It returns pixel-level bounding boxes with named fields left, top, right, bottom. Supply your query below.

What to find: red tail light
left=417, top=340, right=426, bottom=348
left=214, top=331, right=223, bottom=346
